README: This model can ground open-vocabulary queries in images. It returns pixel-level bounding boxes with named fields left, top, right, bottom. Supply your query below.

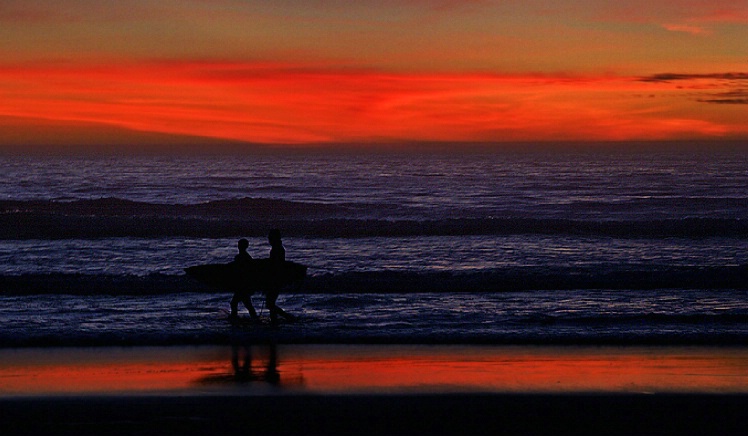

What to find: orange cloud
left=662, top=23, right=710, bottom=35
left=0, top=60, right=745, bottom=147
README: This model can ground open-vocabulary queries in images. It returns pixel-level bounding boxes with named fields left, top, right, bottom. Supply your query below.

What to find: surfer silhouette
left=235, top=238, right=252, bottom=264
left=266, top=229, right=294, bottom=325
left=230, top=238, right=258, bottom=320
left=184, top=238, right=307, bottom=323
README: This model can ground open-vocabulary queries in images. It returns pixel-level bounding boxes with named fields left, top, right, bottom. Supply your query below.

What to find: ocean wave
left=522, top=312, right=748, bottom=325
left=303, top=265, right=748, bottom=293
left=0, top=197, right=348, bottom=217
left=1, top=265, right=746, bottom=295
left=1, top=197, right=747, bottom=239
left=1, top=300, right=747, bottom=348
left=2, top=283, right=748, bottom=347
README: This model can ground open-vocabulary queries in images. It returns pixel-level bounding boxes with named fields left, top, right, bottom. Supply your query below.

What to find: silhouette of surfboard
left=185, top=259, right=307, bottom=293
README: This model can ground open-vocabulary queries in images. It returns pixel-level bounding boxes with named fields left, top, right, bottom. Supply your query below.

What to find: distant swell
left=1, top=265, right=746, bottom=295
left=0, top=197, right=348, bottom=218
left=1, top=198, right=747, bottom=238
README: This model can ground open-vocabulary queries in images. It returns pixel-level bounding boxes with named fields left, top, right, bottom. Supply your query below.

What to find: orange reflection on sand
left=1, top=346, right=748, bottom=396
left=295, top=346, right=748, bottom=393
left=4, top=362, right=205, bottom=394
left=0, top=348, right=223, bottom=395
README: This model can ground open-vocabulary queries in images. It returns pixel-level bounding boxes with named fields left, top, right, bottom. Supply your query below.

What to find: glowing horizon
left=1, top=1, right=747, bottom=148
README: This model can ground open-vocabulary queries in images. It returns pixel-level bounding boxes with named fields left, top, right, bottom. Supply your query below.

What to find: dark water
left=0, top=147, right=747, bottom=346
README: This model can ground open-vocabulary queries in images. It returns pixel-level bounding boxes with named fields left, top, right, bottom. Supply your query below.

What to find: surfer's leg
left=230, top=293, right=241, bottom=317
left=243, top=295, right=258, bottom=319
left=266, top=290, right=280, bottom=325
left=266, top=290, right=294, bottom=324
left=274, top=304, right=294, bottom=320
left=276, top=307, right=294, bottom=321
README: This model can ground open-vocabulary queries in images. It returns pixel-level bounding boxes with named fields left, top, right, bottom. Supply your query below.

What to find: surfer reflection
left=267, top=229, right=295, bottom=325
left=197, top=343, right=294, bottom=387
left=230, top=238, right=258, bottom=320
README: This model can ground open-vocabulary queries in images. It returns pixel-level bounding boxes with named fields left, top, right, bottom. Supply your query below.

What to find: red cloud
left=0, top=60, right=746, bottom=146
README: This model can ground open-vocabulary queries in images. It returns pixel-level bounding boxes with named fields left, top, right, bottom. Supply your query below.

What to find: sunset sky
left=1, top=0, right=747, bottom=148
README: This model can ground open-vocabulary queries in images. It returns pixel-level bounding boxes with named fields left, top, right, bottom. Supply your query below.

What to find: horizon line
left=2, top=138, right=747, bottom=157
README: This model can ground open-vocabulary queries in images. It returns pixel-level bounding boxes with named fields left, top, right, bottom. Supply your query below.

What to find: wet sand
left=2, top=345, right=748, bottom=435
left=4, top=393, right=748, bottom=436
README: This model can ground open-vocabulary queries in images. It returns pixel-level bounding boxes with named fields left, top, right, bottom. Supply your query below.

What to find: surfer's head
left=238, top=238, right=249, bottom=251
left=268, top=229, right=282, bottom=245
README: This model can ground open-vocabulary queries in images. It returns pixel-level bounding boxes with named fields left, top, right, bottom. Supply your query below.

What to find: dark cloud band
left=639, top=72, right=748, bottom=83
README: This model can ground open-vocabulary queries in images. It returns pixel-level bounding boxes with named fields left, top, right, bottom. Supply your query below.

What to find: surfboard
left=184, top=258, right=307, bottom=293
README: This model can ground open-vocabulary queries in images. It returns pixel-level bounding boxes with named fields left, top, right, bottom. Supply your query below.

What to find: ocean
left=1, top=145, right=747, bottom=346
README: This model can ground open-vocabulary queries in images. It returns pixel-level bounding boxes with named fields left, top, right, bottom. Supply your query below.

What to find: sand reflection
left=1, top=345, right=748, bottom=396
left=196, top=344, right=304, bottom=388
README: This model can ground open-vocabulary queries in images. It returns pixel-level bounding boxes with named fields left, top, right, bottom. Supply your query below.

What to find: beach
left=5, top=392, right=748, bottom=436
left=1, top=151, right=747, bottom=435
left=2, top=344, right=748, bottom=435
left=4, top=0, right=748, bottom=432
